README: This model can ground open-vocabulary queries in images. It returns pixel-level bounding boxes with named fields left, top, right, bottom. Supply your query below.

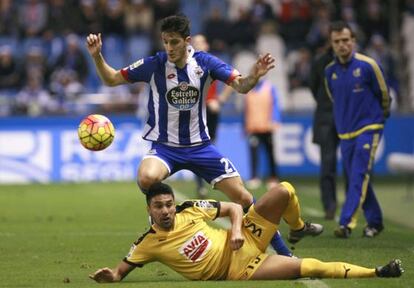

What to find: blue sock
left=249, top=198, right=292, bottom=257
left=270, top=231, right=293, bottom=257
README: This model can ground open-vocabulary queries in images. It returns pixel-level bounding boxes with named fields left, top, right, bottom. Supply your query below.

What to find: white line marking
left=299, top=279, right=330, bottom=288
left=304, top=207, right=324, bottom=218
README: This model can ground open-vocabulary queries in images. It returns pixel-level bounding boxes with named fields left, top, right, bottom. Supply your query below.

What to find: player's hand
left=251, top=53, right=275, bottom=79
left=89, top=267, right=118, bottom=283
left=86, top=33, right=103, bottom=58
left=230, top=232, right=245, bottom=250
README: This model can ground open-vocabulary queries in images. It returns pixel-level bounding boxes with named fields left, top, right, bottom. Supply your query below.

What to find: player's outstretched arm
left=86, top=33, right=127, bottom=87
left=219, top=202, right=244, bottom=250
left=230, top=53, right=275, bottom=94
left=89, top=261, right=135, bottom=283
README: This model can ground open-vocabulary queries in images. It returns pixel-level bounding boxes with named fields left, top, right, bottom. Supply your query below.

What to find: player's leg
left=215, top=176, right=253, bottom=208
left=192, top=144, right=292, bottom=256
left=262, top=132, right=278, bottom=182
left=254, top=182, right=323, bottom=243
left=362, top=182, right=383, bottom=237
left=319, top=124, right=339, bottom=219
left=251, top=255, right=400, bottom=279
left=137, top=157, right=170, bottom=192
left=336, top=131, right=382, bottom=237
left=246, top=134, right=261, bottom=189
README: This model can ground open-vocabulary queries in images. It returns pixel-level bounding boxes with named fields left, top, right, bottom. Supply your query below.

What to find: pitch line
left=172, top=187, right=330, bottom=288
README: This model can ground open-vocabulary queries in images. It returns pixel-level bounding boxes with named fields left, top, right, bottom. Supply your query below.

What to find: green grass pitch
left=0, top=178, right=413, bottom=288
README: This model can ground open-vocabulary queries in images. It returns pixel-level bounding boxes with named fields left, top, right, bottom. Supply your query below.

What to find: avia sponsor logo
left=166, top=81, right=200, bottom=111
left=0, top=131, right=52, bottom=183
left=179, top=231, right=211, bottom=262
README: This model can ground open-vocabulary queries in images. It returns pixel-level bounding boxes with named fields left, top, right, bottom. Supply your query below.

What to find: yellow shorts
left=226, top=205, right=278, bottom=280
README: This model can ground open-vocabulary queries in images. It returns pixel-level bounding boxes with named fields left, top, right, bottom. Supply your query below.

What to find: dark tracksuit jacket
left=324, top=52, right=390, bottom=229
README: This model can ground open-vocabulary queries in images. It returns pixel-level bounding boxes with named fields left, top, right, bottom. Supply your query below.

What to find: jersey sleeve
left=120, top=55, right=158, bottom=83
left=123, top=229, right=155, bottom=267
left=366, top=62, right=391, bottom=118
left=176, top=200, right=221, bottom=220
left=204, top=52, right=240, bottom=85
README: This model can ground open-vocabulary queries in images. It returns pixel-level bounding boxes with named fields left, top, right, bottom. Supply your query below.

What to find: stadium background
left=1, top=0, right=414, bottom=183
left=1, top=1, right=414, bottom=287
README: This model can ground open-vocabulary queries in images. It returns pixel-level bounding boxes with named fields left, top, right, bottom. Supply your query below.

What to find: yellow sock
left=280, top=181, right=304, bottom=231
left=300, top=258, right=377, bottom=278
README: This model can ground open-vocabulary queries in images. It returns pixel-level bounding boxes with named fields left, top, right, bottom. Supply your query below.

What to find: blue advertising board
left=0, top=115, right=413, bottom=183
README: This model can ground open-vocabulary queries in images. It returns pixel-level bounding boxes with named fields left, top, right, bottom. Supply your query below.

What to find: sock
left=270, top=231, right=293, bottom=257
left=300, top=258, right=376, bottom=278
left=280, top=182, right=305, bottom=231
left=248, top=198, right=292, bottom=257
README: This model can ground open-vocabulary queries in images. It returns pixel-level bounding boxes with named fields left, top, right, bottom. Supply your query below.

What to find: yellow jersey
left=124, top=200, right=232, bottom=280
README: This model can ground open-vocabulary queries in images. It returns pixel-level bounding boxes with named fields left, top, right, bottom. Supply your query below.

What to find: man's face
left=147, top=194, right=176, bottom=230
left=330, top=28, right=355, bottom=62
left=161, top=32, right=190, bottom=65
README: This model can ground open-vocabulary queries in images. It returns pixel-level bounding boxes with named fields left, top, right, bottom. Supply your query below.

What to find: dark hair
left=329, top=21, right=355, bottom=38
left=160, top=14, right=190, bottom=38
left=146, top=182, right=175, bottom=205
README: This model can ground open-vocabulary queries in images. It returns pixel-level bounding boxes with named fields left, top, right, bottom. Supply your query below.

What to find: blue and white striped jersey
left=121, top=46, right=239, bottom=146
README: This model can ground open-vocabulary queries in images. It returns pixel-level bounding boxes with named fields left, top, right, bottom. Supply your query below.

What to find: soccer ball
left=78, top=114, right=115, bottom=151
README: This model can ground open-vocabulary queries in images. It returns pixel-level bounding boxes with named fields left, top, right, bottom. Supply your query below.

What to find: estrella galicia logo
left=166, top=81, right=200, bottom=110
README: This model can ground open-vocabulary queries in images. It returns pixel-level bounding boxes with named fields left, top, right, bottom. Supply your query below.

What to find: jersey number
left=220, top=158, right=234, bottom=173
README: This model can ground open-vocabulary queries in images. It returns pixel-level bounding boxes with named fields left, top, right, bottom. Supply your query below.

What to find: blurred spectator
left=151, top=0, right=179, bottom=22
left=365, top=34, right=399, bottom=105
left=250, top=0, right=275, bottom=24
left=244, top=79, right=281, bottom=190
left=288, top=47, right=312, bottom=90
left=18, top=0, right=48, bottom=38
left=359, top=0, right=389, bottom=44
left=20, top=46, right=50, bottom=89
left=203, top=6, right=231, bottom=53
left=14, top=74, right=58, bottom=116
left=306, top=5, right=332, bottom=52
left=229, top=8, right=257, bottom=51
left=45, top=0, right=77, bottom=37
left=53, top=34, right=89, bottom=84
left=124, top=0, right=153, bottom=35
left=101, top=0, right=126, bottom=36
left=49, top=69, right=83, bottom=112
left=0, top=0, right=18, bottom=36
left=74, top=0, right=102, bottom=35
left=0, top=46, right=20, bottom=90
left=278, top=0, right=312, bottom=51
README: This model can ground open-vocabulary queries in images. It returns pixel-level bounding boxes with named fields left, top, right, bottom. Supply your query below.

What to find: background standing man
left=244, top=78, right=281, bottom=190
left=309, top=45, right=339, bottom=220
left=324, top=21, right=391, bottom=238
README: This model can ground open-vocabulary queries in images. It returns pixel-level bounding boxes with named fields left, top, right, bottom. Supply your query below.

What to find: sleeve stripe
left=355, top=53, right=390, bottom=117
left=120, top=68, right=131, bottom=82
left=214, top=201, right=221, bottom=220
left=225, top=69, right=241, bottom=85
left=123, top=258, right=143, bottom=267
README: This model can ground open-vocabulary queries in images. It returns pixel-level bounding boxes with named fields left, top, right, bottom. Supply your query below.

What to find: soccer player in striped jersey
left=86, top=14, right=292, bottom=256
left=89, top=182, right=403, bottom=282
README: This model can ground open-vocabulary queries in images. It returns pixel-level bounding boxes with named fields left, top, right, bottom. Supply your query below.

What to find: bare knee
left=269, top=183, right=290, bottom=203
left=234, top=190, right=254, bottom=208
left=138, top=169, right=163, bottom=190
left=215, top=178, right=253, bottom=208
